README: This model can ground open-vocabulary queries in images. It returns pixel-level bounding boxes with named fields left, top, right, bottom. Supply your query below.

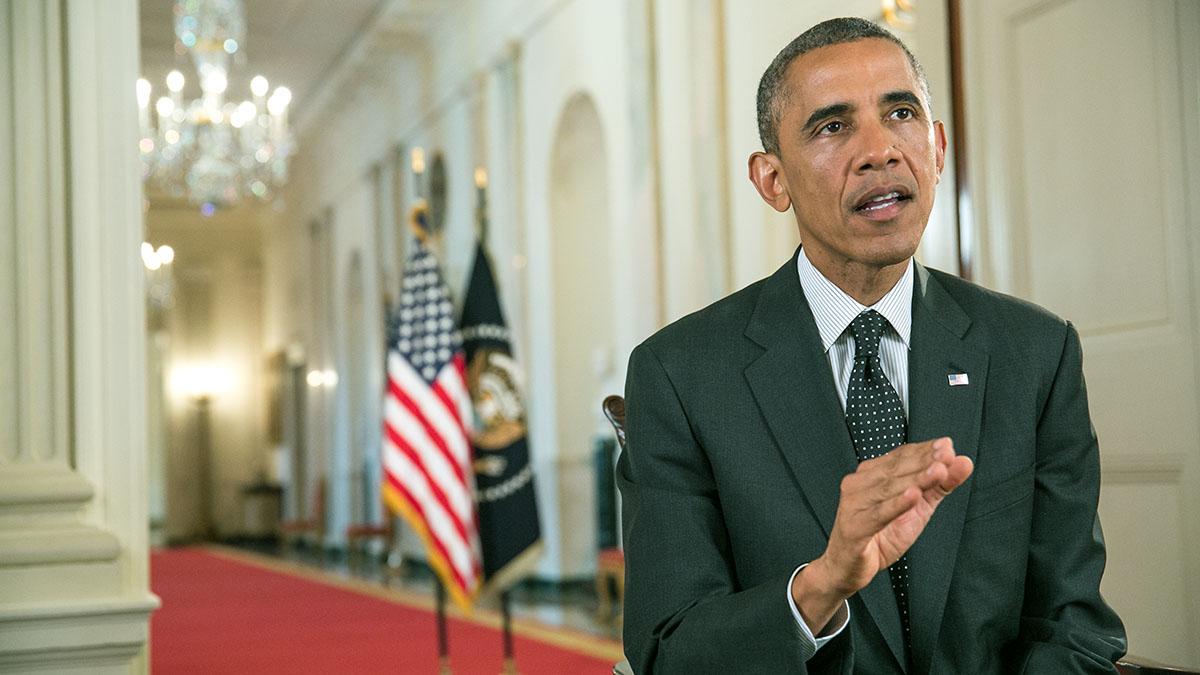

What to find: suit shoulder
left=923, top=267, right=1077, bottom=372
left=926, top=267, right=1069, bottom=332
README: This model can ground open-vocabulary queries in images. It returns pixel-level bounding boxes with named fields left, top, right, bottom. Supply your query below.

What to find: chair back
left=602, top=395, right=626, bottom=450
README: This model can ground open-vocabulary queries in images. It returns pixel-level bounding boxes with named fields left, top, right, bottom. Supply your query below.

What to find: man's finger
left=858, top=438, right=948, bottom=484
left=886, top=437, right=950, bottom=463
left=943, top=456, right=974, bottom=489
left=856, top=438, right=957, bottom=496
left=841, top=439, right=965, bottom=532
left=921, top=456, right=974, bottom=503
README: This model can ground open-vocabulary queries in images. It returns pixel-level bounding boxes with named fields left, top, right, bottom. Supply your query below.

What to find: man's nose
left=854, top=121, right=901, bottom=172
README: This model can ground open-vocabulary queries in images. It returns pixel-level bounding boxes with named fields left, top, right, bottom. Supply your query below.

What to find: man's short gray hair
left=756, top=17, right=930, bottom=156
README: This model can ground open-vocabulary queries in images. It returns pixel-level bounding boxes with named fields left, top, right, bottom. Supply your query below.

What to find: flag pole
left=501, top=590, right=517, bottom=675
left=410, top=192, right=449, bottom=675
left=436, top=579, right=452, bottom=675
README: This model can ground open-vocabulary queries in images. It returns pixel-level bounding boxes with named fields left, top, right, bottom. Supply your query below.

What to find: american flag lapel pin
left=948, top=373, right=969, bottom=386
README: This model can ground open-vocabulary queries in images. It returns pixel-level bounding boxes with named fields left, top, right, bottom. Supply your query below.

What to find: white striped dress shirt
left=786, top=247, right=915, bottom=659
left=796, top=250, right=913, bottom=414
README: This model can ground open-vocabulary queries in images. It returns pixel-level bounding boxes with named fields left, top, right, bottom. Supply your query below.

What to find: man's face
left=767, top=38, right=945, bottom=276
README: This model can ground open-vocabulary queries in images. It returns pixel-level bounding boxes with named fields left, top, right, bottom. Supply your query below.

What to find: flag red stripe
left=384, top=472, right=470, bottom=594
left=432, top=382, right=460, bottom=430
left=382, top=419, right=472, bottom=546
left=388, top=351, right=471, bottom=469
left=380, top=393, right=473, bottom=529
left=448, top=355, right=483, bottom=582
left=432, top=374, right=471, bottom=465
left=381, top=438, right=475, bottom=590
left=387, top=375, right=468, bottom=487
left=432, top=353, right=468, bottom=430
left=448, top=354, right=484, bottom=581
left=453, top=354, right=472, bottom=438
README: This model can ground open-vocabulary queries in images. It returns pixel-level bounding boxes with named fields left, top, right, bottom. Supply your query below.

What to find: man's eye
left=818, top=120, right=844, bottom=135
left=890, top=107, right=915, bottom=120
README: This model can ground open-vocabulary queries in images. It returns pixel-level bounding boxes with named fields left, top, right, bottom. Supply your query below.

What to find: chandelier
left=137, top=0, right=295, bottom=210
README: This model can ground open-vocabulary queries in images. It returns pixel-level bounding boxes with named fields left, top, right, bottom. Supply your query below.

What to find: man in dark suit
left=617, top=17, right=1126, bottom=674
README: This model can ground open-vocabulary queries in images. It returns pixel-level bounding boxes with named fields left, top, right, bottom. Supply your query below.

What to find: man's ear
left=748, top=152, right=791, bottom=212
left=933, top=120, right=947, bottom=183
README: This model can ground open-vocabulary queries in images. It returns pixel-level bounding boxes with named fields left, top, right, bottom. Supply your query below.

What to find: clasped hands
left=791, top=437, right=974, bottom=634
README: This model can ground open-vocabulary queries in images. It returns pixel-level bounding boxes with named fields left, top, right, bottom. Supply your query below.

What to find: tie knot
left=850, top=310, right=888, bottom=358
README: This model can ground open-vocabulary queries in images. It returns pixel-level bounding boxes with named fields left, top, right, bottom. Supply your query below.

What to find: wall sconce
left=173, top=363, right=233, bottom=401
left=141, top=241, right=175, bottom=270
left=305, top=369, right=338, bottom=388
left=143, top=242, right=176, bottom=313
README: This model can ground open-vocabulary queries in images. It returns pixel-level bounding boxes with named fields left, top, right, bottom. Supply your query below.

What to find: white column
left=0, top=1, right=157, bottom=672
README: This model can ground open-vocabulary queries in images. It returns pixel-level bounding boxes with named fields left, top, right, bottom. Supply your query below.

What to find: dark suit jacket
left=617, top=251, right=1126, bottom=674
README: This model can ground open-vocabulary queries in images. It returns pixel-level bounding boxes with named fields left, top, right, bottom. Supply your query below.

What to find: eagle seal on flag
left=460, top=241, right=543, bottom=593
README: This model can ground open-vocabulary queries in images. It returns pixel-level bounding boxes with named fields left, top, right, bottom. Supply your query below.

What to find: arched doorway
left=547, top=92, right=614, bottom=571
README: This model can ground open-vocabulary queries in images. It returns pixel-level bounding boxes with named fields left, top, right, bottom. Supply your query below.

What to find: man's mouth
left=855, top=190, right=912, bottom=212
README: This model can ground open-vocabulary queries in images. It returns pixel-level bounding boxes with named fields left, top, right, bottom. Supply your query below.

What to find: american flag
left=948, top=373, right=970, bottom=386
left=382, top=240, right=481, bottom=611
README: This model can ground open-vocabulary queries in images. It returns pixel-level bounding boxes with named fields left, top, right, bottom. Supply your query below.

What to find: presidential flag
left=382, top=240, right=481, bottom=611
left=460, top=241, right=543, bottom=593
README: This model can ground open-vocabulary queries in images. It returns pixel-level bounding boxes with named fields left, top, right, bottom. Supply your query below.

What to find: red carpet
left=150, top=547, right=622, bottom=674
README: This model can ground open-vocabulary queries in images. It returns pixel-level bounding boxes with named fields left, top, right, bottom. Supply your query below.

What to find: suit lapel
left=743, top=256, right=856, bottom=537
left=742, top=253, right=908, bottom=672
left=905, top=264, right=987, bottom=675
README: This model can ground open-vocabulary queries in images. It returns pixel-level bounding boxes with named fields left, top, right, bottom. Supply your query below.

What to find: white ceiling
left=138, top=0, right=392, bottom=132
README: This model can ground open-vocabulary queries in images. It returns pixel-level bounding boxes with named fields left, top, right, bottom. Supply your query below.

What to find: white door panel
left=962, top=0, right=1200, bottom=665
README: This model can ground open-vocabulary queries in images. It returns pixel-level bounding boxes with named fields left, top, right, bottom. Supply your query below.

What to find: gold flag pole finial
left=409, top=199, right=431, bottom=244
left=474, top=167, right=488, bottom=242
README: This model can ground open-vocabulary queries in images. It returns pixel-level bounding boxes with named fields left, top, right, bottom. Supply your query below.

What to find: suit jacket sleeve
left=617, top=342, right=852, bottom=675
left=1012, top=322, right=1126, bottom=671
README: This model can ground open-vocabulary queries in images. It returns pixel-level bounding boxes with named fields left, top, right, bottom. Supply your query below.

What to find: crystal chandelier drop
left=138, top=0, right=295, bottom=210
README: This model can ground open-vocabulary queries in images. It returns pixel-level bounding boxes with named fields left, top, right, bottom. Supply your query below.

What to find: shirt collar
left=796, top=247, right=914, bottom=352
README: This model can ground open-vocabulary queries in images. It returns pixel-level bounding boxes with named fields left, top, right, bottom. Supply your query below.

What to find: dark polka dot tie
left=845, top=309, right=912, bottom=659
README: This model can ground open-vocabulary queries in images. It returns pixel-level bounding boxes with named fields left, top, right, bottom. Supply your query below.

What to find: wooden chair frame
left=345, top=500, right=402, bottom=581
left=279, top=477, right=325, bottom=553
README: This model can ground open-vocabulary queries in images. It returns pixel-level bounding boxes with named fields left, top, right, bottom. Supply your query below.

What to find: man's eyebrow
left=881, top=90, right=923, bottom=109
left=801, top=102, right=853, bottom=133
left=798, top=90, right=924, bottom=134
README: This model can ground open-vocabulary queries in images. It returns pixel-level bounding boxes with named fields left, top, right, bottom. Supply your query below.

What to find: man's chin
left=856, top=242, right=921, bottom=269
left=870, top=227, right=925, bottom=263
